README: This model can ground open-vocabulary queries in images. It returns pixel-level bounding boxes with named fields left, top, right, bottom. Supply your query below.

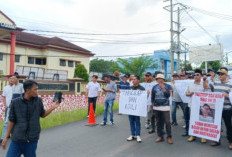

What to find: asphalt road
left=0, top=110, right=232, bottom=157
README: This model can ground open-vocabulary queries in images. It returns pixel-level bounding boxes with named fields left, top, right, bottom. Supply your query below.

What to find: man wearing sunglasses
left=185, top=69, right=207, bottom=143
left=203, top=68, right=232, bottom=149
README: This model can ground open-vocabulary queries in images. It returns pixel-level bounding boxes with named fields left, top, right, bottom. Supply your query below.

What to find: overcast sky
left=1, top=0, right=232, bottom=62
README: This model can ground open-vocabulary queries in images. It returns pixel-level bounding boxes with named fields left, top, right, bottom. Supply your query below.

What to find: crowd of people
left=1, top=67, right=232, bottom=156
left=87, top=68, right=232, bottom=149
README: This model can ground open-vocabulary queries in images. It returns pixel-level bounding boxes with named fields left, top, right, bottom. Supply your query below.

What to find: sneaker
left=182, top=132, right=188, bottom=137
left=127, top=135, right=135, bottom=141
left=182, top=125, right=186, bottom=129
left=145, top=124, right=150, bottom=129
left=136, top=136, right=142, bottom=143
left=188, top=136, right=196, bottom=142
left=87, top=115, right=89, bottom=118
left=201, top=138, right=207, bottom=143
left=108, top=121, right=114, bottom=125
left=148, top=129, right=155, bottom=134
left=100, top=121, right=106, bottom=126
left=171, top=122, right=178, bottom=126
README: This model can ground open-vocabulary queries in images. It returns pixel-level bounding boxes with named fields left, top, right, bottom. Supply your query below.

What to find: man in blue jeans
left=101, top=75, right=117, bottom=125
left=126, top=75, right=145, bottom=143
left=1, top=80, right=60, bottom=157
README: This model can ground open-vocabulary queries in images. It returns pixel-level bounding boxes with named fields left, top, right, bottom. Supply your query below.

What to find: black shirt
left=9, top=96, right=45, bottom=142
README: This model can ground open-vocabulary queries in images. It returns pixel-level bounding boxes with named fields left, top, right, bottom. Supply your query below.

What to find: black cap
left=123, top=74, right=129, bottom=78
left=172, top=73, right=179, bottom=77
left=13, top=72, right=20, bottom=78
left=208, top=69, right=214, bottom=73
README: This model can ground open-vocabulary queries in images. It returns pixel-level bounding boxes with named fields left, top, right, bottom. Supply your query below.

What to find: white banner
left=174, top=80, right=194, bottom=103
left=140, top=82, right=156, bottom=105
left=119, top=90, right=147, bottom=117
left=189, top=92, right=224, bottom=142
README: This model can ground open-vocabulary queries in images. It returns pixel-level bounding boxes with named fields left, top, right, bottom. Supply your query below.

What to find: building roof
left=3, top=31, right=94, bottom=56
left=0, top=10, right=16, bottom=26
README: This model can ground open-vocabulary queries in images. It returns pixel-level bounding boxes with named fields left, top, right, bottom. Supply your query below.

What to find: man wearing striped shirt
left=204, top=68, right=232, bottom=149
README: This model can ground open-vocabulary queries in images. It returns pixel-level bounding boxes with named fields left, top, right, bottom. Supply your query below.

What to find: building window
left=29, top=72, right=35, bottom=79
left=15, top=55, right=20, bottom=63
left=35, top=58, right=46, bottom=65
left=28, top=57, right=35, bottom=64
left=0, top=53, right=3, bottom=61
left=77, top=82, right=81, bottom=93
left=60, top=59, right=66, bottom=66
left=68, top=61, right=74, bottom=67
left=53, top=74, right=59, bottom=81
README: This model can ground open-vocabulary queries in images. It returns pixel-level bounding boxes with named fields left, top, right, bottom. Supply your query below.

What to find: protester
left=127, top=76, right=145, bottom=143
left=185, top=69, right=207, bottom=143
left=151, top=73, right=173, bottom=144
left=118, top=74, right=130, bottom=92
left=147, top=71, right=161, bottom=133
left=1, top=80, right=60, bottom=156
left=203, top=68, right=232, bottom=149
left=86, top=75, right=101, bottom=116
left=142, top=72, right=153, bottom=130
left=11, top=72, right=24, bottom=99
left=171, top=73, right=184, bottom=126
left=0, top=76, right=14, bottom=144
left=100, top=75, right=117, bottom=125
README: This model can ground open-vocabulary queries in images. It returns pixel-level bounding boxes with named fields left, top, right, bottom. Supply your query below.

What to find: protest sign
left=174, top=80, right=194, bottom=103
left=119, top=90, right=147, bottom=117
left=140, top=82, right=156, bottom=105
left=189, top=92, right=224, bottom=141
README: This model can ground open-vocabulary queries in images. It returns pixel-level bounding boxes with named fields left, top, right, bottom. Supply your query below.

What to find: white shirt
left=2, top=85, right=13, bottom=107
left=86, top=82, right=101, bottom=98
left=12, top=83, right=24, bottom=94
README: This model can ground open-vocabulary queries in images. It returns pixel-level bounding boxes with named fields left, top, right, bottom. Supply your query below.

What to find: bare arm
left=2, top=96, right=7, bottom=109
left=1, top=121, right=14, bottom=149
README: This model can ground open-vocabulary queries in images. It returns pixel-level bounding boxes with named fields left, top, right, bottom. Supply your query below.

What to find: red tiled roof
left=4, top=32, right=94, bottom=56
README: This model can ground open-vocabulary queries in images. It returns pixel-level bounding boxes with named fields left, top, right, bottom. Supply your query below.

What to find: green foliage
left=0, top=103, right=119, bottom=131
left=90, top=58, right=117, bottom=73
left=110, top=55, right=158, bottom=78
left=74, top=64, right=89, bottom=81
left=199, top=61, right=221, bottom=72
left=185, top=63, right=193, bottom=71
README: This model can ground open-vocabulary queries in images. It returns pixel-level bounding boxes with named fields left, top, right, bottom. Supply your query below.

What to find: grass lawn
left=0, top=103, right=119, bottom=136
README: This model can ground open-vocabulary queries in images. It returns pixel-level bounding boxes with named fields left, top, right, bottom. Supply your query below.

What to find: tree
left=74, top=64, right=89, bottom=82
left=90, top=58, right=117, bottom=73
left=110, top=55, right=158, bottom=78
left=199, top=61, right=221, bottom=72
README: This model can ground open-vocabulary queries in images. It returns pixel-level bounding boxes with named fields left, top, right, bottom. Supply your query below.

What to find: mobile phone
left=53, top=92, right=63, bottom=103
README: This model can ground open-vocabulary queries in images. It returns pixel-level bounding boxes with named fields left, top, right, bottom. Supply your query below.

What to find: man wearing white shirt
left=0, top=76, right=14, bottom=144
left=86, top=75, right=101, bottom=116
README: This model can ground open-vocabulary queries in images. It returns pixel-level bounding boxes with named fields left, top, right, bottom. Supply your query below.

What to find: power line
left=25, top=29, right=169, bottom=36
left=183, top=10, right=217, bottom=43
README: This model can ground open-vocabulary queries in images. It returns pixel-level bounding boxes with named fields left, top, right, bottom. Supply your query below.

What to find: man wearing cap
left=151, top=73, right=173, bottom=144
left=171, top=73, right=184, bottom=126
left=185, top=69, right=207, bottom=143
left=203, top=68, right=232, bottom=149
left=118, top=74, right=130, bottom=92
left=101, top=75, right=117, bottom=126
left=0, top=76, right=14, bottom=144
left=141, top=72, right=154, bottom=131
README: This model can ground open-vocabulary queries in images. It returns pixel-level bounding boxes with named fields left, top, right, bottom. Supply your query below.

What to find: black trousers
left=155, top=110, right=172, bottom=138
left=222, top=110, right=232, bottom=143
left=88, top=97, right=97, bottom=115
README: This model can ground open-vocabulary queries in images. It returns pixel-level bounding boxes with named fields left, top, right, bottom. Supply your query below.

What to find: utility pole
left=170, top=0, right=174, bottom=75
left=177, top=7, right=180, bottom=73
